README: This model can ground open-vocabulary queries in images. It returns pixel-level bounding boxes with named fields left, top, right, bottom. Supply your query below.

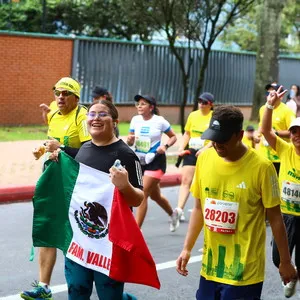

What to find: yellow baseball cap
left=54, top=77, right=81, bottom=98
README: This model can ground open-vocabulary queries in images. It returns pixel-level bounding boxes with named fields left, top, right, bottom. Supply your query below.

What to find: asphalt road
left=0, top=186, right=299, bottom=300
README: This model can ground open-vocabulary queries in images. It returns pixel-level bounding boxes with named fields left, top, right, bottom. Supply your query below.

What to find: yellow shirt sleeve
left=260, top=162, right=281, bottom=208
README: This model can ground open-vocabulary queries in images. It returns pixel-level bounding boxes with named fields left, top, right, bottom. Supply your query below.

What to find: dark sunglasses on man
left=54, top=90, right=74, bottom=97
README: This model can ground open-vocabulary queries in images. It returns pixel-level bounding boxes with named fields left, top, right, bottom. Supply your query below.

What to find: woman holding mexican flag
left=32, top=100, right=160, bottom=299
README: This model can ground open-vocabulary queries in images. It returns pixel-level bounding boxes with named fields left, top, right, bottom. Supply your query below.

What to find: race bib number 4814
left=282, top=181, right=300, bottom=204
left=204, top=198, right=239, bottom=234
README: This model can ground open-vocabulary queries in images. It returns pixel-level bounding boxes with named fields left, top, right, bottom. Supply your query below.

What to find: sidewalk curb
left=0, top=173, right=182, bottom=204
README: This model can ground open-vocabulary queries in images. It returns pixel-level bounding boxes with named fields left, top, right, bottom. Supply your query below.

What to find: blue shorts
left=196, top=276, right=263, bottom=300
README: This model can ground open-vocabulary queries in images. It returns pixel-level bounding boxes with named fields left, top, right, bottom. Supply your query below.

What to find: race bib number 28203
left=204, top=198, right=239, bottom=234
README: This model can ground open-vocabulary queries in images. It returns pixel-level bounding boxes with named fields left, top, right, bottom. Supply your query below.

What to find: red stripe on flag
left=109, top=189, right=161, bottom=289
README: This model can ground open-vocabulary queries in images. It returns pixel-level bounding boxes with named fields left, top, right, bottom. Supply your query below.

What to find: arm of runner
left=275, top=130, right=291, bottom=138
left=196, top=141, right=212, bottom=157
left=260, top=98, right=277, bottom=151
left=266, top=205, right=297, bottom=284
left=261, top=86, right=287, bottom=149
left=40, top=103, right=51, bottom=125
left=157, top=128, right=177, bottom=154
left=178, top=131, right=191, bottom=153
left=109, top=163, right=143, bottom=207
left=176, top=197, right=204, bottom=276
left=127, top=132, right=135, bottom=146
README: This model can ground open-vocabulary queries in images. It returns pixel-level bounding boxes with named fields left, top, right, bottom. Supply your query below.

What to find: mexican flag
left=32, top=152, right=160, bottom=289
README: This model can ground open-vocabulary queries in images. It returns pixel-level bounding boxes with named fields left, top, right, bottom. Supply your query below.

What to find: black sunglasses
left=198, top=100, right=209, bottom=105
left=54, top=90, right=73, bottom=97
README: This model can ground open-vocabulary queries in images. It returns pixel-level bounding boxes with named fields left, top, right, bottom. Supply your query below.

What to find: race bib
left=189, top=137, right=205, bottom=150
left=204, top=198, right=239, bottom=234
left=135, top=136, right=151, bottom=153
left=282, top=181, right=300, bottom=204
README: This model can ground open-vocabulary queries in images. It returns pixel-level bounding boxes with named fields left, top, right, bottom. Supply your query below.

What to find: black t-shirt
left=75, top=140, right=143, bottom=190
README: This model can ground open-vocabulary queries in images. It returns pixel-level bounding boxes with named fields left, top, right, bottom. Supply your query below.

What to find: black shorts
left=272, top=213, right=300, bottom=270
left=182, top=148, right=197, bottom=167
left=141, top=153, right=166, bottom=174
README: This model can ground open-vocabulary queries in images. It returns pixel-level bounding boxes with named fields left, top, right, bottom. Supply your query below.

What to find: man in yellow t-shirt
left=176, top=105, right=296, bottom=300
left=261, top=87, right=300, bottom=298
left=21, top=77, right=91, bottom=300
left=256, top=83, right=295, bottom=174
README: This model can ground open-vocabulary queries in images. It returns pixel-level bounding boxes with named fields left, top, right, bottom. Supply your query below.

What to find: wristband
left=59, top=145, right=66, bottom=150
left=266, top=103, right=274, bottom=110
left=164, top=144, right=170, bottom=149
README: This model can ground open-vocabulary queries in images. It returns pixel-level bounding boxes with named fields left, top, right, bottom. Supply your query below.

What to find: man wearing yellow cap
left=21, top=77, right=91, bottom=300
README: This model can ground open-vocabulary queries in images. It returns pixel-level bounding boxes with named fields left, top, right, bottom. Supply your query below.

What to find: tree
left=136, top=0, right=198, bottom=133
left=125, top=0, right=255, bottom=132
left=191, top=0, right=255, bottom=110
left=218, top=0, right=300, bottom=52
left=0, top=0, right=157, bottom=39
left=250, top=0, right=286, bottom=120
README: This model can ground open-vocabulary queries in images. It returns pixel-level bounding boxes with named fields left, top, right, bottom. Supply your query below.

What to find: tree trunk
left=41, top=0, right=47, bottom=33
left=250, top=0, right=285, bottom=121
left=179, top=78, right=189, bottom=134
left=193, top=48, right=211, bottom=111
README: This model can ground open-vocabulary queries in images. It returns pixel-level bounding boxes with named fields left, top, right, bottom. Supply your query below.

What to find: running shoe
left=123, top=292, right=138, bottom=299
left=180, top=210, right=185, bottom=222
left=169, top=208, right=182, bottom=232
left=283, top=280, right=297, bottom=298
left=20, top=281, right=53, bottom=300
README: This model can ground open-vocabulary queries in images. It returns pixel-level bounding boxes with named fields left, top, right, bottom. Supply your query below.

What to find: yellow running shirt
left=49, top=100, right=58, bottom=111
left=257, top=103, right=295, bottom=162
left=185, top=110, right=212, bottom=150
left=47, top=106, right=90, bottom=148
left=242, top=136, right=254, bottom=149
left=191, top=147, right=280, bottom=286
left=276, top=137, right=300, bottom=216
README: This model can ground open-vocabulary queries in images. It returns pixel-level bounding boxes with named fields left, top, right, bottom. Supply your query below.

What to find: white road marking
left=1, top=252, right=203, bottom=300
left=156, top=254, right=202, bottom=271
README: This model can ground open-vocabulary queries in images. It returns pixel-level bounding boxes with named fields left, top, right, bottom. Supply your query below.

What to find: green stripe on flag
left=32, top=153, right=80, bottom=254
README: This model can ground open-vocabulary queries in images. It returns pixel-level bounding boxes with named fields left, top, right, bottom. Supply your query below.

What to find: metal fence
left=72, top=37, right=300, bottom=106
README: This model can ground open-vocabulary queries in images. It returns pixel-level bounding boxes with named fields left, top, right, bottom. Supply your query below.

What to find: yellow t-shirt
left=47, top=106, right=91, bottom=148
left=276, top=137, right=300, bottom=215
left=242, top=136, right=254, bottom=149
left=49, top=100, right=58, bottom=111
left=191, top=148, right=280, bottom=286
left=257, top=103, right=295, bottom=162
left=185, top=110, right=212, bottom=150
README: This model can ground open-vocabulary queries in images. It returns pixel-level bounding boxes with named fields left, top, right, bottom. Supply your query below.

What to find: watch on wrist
left=164, top=144, right=170, bottom=149
left=266, top=103, right=274, bottom=110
